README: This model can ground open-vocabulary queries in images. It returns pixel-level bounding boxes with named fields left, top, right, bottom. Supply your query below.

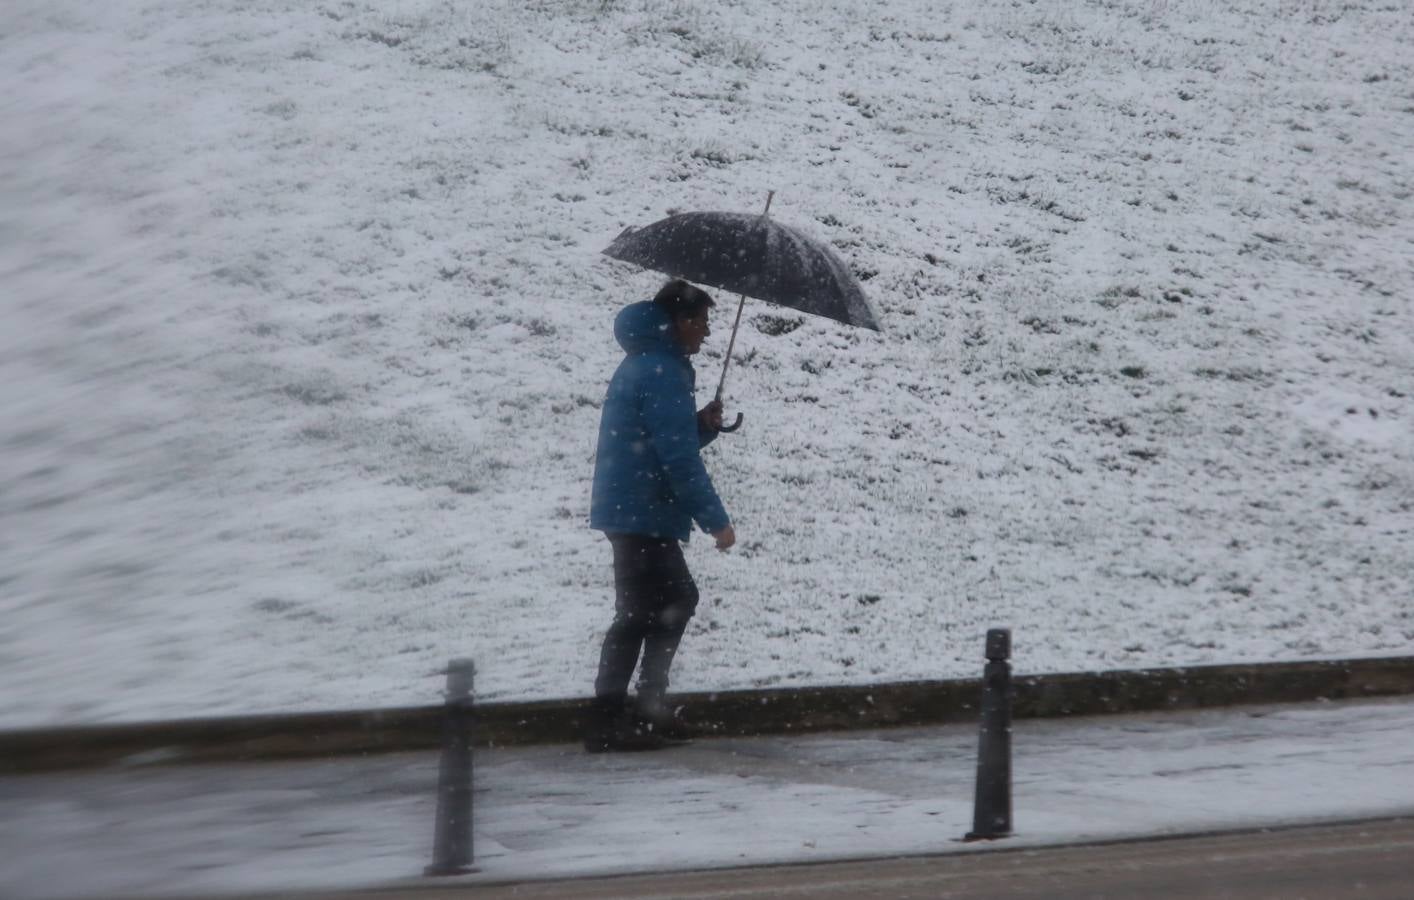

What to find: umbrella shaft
left=716, top=190, right=773, bottom=403
left=716, top=292, right=748, bottom=402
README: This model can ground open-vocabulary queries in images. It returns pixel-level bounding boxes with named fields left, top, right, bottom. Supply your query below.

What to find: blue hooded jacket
left=590, top=301, right=730, bottom=541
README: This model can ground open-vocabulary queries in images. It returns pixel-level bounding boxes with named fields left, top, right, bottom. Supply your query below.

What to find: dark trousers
left=594, top=534, right=700, bottom=704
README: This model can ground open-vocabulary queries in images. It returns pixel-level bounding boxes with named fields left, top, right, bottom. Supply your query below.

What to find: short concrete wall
left=3, top=656, right=1412, bottom=775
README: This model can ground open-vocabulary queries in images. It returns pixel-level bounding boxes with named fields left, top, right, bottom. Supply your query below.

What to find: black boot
left=584, top=696, right=667, bottom=753
left=583, top=696, right=619, bottom=753
left=634, top=692, right=695, bottom=743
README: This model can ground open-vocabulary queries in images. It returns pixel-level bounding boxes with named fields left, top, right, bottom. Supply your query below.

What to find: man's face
left=674, top=309, right=711, bottom=356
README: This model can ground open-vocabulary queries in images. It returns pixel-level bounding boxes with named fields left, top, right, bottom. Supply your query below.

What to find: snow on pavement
left=3, top=697, right=1413, bottom=898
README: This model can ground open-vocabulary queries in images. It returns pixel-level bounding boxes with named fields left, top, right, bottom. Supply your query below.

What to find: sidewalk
left=4, top=696, right=1414, bottom=899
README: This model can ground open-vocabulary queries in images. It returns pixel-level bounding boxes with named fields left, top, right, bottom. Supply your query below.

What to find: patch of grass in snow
left=1193, top=366, right=1271, bottom=384
left=288, top=405, right=491, bottom=496
left=753, top=314, right=804, bottom=337
left=339, top=0, right=769, bottom=74
left=334, top=0, right=514, bottom=72
left=619, top=4, right=768, bottom=69
left=281, top=371, right=349, bottom=407
left=1098, top=285, right=1143, bottom=309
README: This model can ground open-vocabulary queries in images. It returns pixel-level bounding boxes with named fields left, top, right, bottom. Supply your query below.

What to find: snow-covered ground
left=2, top=0, right=1411, bottom=727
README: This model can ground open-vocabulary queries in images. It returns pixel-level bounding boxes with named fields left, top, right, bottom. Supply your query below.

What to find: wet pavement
left=3, top=697, right=1414, bottom=898
left=266, top=817, right=1414, bottom=900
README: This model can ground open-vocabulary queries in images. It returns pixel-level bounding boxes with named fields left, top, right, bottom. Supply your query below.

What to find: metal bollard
left=964, top=628, right=1013, bottom=841
left=425, top=658, right=478, bottom=876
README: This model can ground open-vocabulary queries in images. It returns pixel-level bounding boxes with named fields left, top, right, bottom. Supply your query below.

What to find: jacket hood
left=614, top=300, right=681, bottom=356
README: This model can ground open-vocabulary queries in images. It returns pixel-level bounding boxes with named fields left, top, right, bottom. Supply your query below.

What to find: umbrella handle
left=718, top=412, right=744, bottom=433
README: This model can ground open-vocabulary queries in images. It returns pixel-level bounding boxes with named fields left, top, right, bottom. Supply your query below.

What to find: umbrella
left=602, top=192, right=878, bottom=431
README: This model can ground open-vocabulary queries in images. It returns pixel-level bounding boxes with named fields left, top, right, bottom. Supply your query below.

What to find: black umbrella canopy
left=602, top=210, right=880, bottom=331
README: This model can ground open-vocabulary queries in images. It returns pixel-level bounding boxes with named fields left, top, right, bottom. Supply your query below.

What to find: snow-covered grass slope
left=2, top=0, right=1411, bottom=725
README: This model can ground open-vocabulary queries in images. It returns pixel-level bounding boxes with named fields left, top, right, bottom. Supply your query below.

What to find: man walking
left=587, top=279, right=735, bottom=753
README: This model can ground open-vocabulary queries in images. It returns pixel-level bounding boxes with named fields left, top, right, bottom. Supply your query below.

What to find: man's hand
left=698, top=399, right=724, bottom=432
left=712, top=525, right=736, bottom=552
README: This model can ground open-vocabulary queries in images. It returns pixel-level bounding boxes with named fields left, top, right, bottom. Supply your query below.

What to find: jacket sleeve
left=641, top=361, right=730, bottom=534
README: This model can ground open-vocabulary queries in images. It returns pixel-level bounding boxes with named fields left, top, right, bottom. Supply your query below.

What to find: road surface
left=248, top=816, right=1413, bottom=899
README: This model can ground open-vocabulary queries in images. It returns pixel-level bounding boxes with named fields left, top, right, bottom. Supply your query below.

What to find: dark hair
left=653, top=278, right=715, bottom=321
